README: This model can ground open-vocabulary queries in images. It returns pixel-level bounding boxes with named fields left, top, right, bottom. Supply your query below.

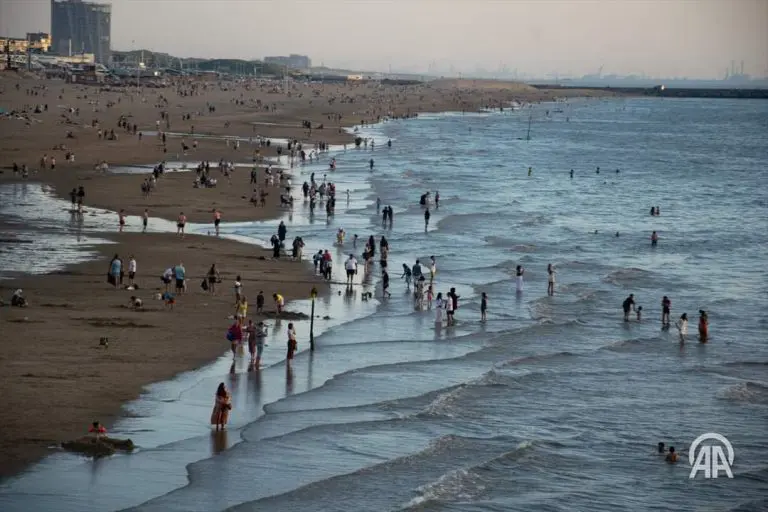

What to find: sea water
left=1, top=97, right=767, bottom=512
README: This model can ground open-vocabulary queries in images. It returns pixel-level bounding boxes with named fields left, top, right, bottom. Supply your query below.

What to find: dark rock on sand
left=61, top=436, right=135, bottom=458
left=260, top=310, right=309, bottom=320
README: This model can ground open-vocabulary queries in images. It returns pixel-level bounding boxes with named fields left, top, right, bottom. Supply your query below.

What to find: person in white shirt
left=345, top=254, right=358, bottom=285
left=128, top=256, right=137, bottom=286
left=162, top=267, right=173, bottom=292
left=434, top=293, right=445, bottom=324
left=675, top=313, right=688, bottom=343
left=445, top=292, right=455, bottom=326
left=234, top=276, right=243, bottom=302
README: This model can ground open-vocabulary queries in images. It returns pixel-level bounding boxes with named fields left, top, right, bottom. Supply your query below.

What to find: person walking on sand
left=109, top=254, right=121, bottom=289
left=213, top=209, right=222, bottom=236
left=177, top=212, right=187, bottom=238
left=515, top=265, right=524, bottom=293
left=622, top=294, right=636, bottom=322
left=675, top=313, right=688, bottom=343
left=236, top=295, right=248, bottom=326
left=211, top=382, right=231, bottom=431
left=206, top=263, right=220, bottom=294
left=227, top=320, right=243, bottom=358
left=128, top=255, right=137, bottom=287
left=286, top=323, right=297, bottom=364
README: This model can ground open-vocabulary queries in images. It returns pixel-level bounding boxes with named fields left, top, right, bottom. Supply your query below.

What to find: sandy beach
left=0, top=73, right=613, bottom=478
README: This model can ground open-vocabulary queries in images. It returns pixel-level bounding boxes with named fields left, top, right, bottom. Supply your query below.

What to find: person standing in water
left=434, top=191, right=440, bottom=209
left=177, top=212, right=187, bottom=238
left=675, top=313, right=688, bottom=343
left=547, top=264, right=556, bottom=296
left=382, top=269, right=391, bottom=298
left=622, top=294, right=636, bottom=322
left=661, top=296, right=671, bottom=327
left=698, top=310, right=709, bottom=342
left=369, top=158, right=374, bottom=171
left=515, top=265, right=524, bottom=293
left=286, top=323, right=297, bottom=363
left=213, top=209, right=222, bottom=236
left=424, top=209, right=431, bottom=231
left=651, top=231, right=658, bottom=247
left=480, top=292, right=488, bottom=322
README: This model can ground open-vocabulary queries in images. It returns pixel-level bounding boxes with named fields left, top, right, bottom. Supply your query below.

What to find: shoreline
left=0, top=75, right=611, bottom=480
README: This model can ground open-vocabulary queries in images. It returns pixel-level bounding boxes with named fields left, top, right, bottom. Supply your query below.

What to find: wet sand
left=0, top=74, right=613, bottom=478
left=0, top=231, right=325, bottom=477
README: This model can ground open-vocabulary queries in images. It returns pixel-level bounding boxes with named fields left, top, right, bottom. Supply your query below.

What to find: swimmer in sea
left=651, top=231, right=658, bottom=247
left=570, top=169, right=574, bottom=179
left=657, top=442, right=666, bottom=454
left=665, top=446, right=678, bottom=463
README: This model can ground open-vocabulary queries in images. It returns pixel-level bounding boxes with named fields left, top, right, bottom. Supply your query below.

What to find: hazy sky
left=1, top=0, right=766, bottom=78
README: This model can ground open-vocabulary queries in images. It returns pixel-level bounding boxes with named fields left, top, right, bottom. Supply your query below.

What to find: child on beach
left=161, top=291, right=175, bottom=310
left=236, top=295, right=248, bottom=325
left=176, top=212, right=187, bottom=238
left=401, top=264, right=412, bottom=288
left=89, top=421, right=107, bottom=439
left=427, top=285, right=434, bottom=309
left=636, top=306, right=643, bottom=321
left=273, top=293, right=284, bottom=315
left=256, top=291, right=265, bottom=313
left=481, top=292, right=488, bottom=321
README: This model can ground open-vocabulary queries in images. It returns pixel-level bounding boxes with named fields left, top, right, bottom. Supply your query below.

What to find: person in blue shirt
left=174, top=262, right=186, bottom=294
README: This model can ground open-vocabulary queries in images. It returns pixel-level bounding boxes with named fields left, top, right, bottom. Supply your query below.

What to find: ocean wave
left=419, top=370, right=509, bottom=418
left=519, top=214, right=552, bottom=227
left=497, top=351, right=577, bottom=368
left=717, top=381, right=768, bottom=404
left=484, top=238, right=538, bottom=252
left=398, top=440, right=536, bottom=510
left=600, top=336, right=663, bottom=352
left=602, top=267, right=655, bottom=287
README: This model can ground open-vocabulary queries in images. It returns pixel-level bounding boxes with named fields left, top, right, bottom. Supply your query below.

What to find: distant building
left=264, top=54, right=311, bottom=70
left=51, top=0, right=111, bottom=64
left=27, top=33, right=52, bottom=52
left=0, top=33, right=51, bottom=54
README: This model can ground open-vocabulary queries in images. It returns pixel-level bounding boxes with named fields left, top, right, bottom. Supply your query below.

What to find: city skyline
left=1, top=0, right=766, bottom=79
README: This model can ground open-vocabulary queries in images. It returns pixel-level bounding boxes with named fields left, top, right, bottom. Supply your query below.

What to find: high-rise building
left=51, top=0, right=111, bottom=64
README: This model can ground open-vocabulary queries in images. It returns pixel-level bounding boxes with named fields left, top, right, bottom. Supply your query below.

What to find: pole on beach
left=309, top=287, right=318, bottom=351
